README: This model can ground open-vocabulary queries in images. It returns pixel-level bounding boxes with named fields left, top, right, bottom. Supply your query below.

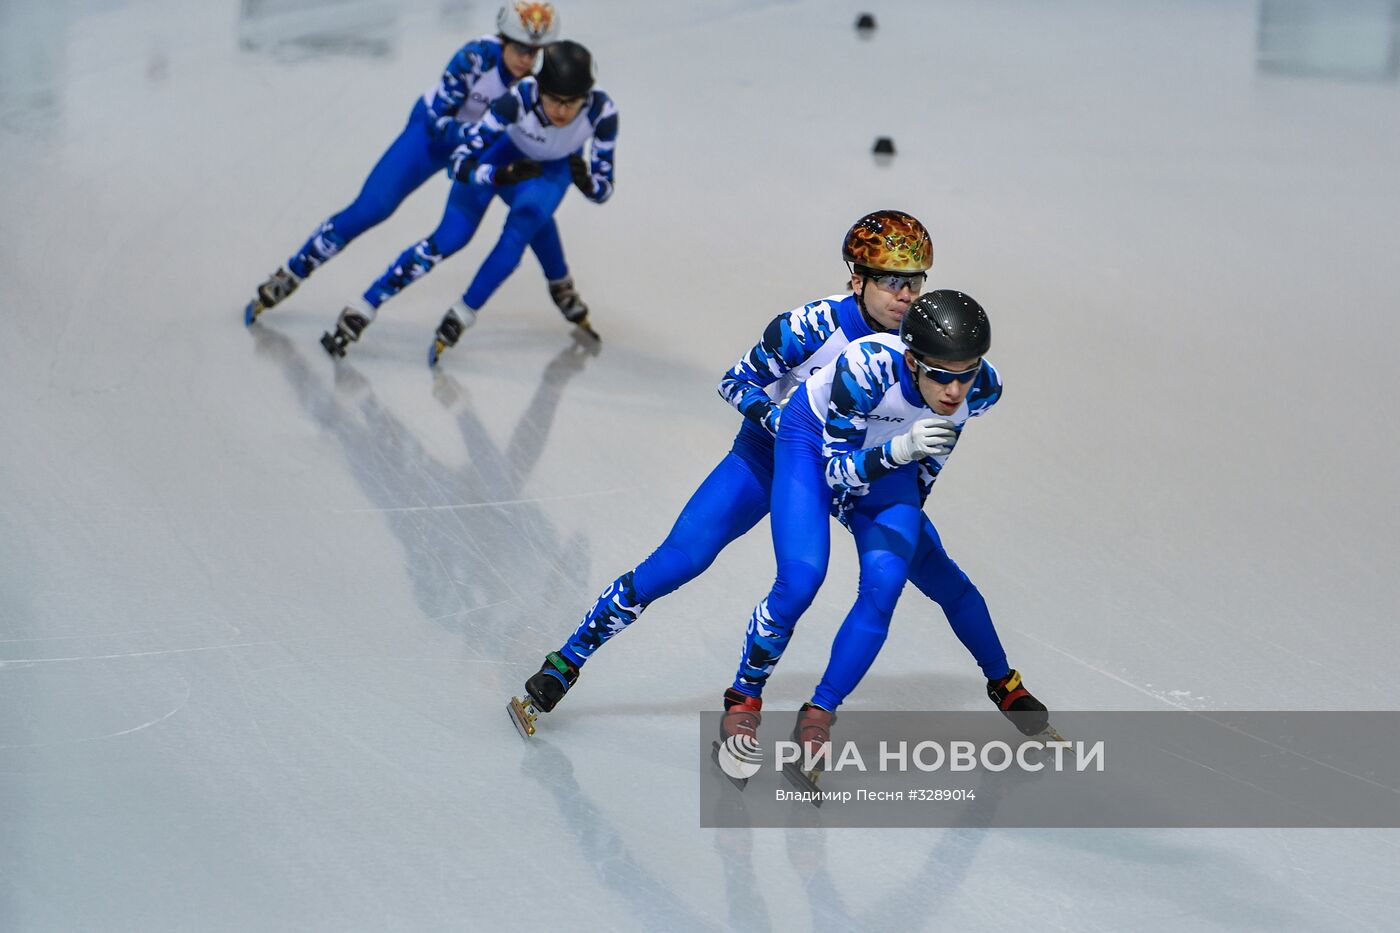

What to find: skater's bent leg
left=906, top=518, right=1009, bottom=680
left=461, top=173, right=571, bottom=311
left=287, top=111, right=440, bottom=278
left=361, top=181, right=493, bottom=309
left=810, top=472, right=923, bottom=711
left=731, top=427, right=832, bottom=697
left=560, top=452, right=772, bottom=667
left=731, top=555, right=826, bottom=696
left=632, top=452, right=772, bottom=601
left=528, top=218, right=569, bottom=282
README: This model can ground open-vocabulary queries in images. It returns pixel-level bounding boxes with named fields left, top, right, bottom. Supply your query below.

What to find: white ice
left=2, top=0, right=1399, bottom=930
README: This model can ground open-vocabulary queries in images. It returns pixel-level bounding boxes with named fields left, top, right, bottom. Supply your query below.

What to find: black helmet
left=900, top=290, right=990, bottom=361
left=537, top=40, right=595, bottom=99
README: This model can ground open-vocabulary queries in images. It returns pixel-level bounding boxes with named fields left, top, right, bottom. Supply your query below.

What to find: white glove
left=777, top=382, right=802, bottom=407
left=767, top=383, right=802, bottom=435
left=889, top=418, right=957, bottom=465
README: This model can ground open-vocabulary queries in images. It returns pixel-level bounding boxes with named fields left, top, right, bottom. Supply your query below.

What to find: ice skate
left=548, top=276, right=600, bottom=342
left=427, top=302, right=477, bottom=367
left=244, top=267, right=301, bottom=326
left=710, top=688, right=763, bottom=790
left=320, top=304, right=371, bottom=358
left=987, top=669, right=1064, bottom=741
left=507, top=651, right=578, bottom=739
left=783, top=703, right=835, bottom=806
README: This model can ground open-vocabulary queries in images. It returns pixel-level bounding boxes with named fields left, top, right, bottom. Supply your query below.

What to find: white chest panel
left=505, top=108, right=594, bottom=161
left=804, top=332, right=970, bottom=462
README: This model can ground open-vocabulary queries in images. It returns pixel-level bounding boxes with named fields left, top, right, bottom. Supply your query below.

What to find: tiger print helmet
left=841, top=210, right=933, bottom=273
left=497, top=2, right=560, bottom=46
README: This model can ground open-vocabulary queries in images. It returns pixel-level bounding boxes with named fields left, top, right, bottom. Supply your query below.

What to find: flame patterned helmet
left=498, top=2, right=560, bottom=46
left=841, top=210, right=933, bottom=273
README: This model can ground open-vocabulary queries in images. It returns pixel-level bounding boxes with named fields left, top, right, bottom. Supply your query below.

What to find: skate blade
left=1021, top=725, right=1075, bottom=767
left=244, top=300, right=264, bottom=327
left=428, top=338, right=446, bottom=368
left=507, top=696, right=538, bottom=739
left=710, top=741, right=751, bottom=791
left=781, top=761, right=824, bottom=807
left=320, top=332, right=347, bottom=358
left=574, top=320, right=601, bottom=342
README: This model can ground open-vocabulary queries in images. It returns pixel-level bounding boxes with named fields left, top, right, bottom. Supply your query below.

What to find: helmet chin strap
left=850, top=264, right=881, bottom=331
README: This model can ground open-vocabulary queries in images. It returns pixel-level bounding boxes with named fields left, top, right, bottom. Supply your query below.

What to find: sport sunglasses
left=911, top=357, right=982, bottom=385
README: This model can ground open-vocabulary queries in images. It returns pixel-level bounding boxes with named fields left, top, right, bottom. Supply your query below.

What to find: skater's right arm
left=449, top=86, right=525, bottom=184
left=569, top=91, right=619, bottom=204
left=425, top=38, right=500, bottom=134
left=823, top=343, right=954, bottom=493
left=718, top=300, right=838, bottom=436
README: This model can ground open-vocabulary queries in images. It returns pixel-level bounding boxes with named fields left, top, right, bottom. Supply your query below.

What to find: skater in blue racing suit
left=720, top=291, right=1050, bottom=763
left=507, top=213, right=1033, bottom=739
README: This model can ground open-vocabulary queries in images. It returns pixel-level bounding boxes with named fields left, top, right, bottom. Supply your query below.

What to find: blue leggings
left=561, top=424, right=775, bottom=665
left=286, top=100, right=567, bottom=285
left=361, top=136, right=573, bottom=312
left=906, top=513, right=1008, bottom=683
left=559, top=421, right=1008, bottom=687
left=732, top=404, right=926, bottom=710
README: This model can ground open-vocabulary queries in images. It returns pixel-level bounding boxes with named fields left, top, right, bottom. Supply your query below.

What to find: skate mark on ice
left=0, top=628, right=161, bottom=644
left=3, top=635, right=339, bottom=664
left=1013, top=628, right=1198, bottom=711
left=332, top=486, right=629, bottom=514
left=1017, top=631, right=1400, bottom=794
left=0, top=678, right=191, bottom=749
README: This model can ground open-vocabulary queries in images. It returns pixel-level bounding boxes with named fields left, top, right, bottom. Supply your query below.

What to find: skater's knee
left=912, top=557, right=975, bottom=607
left=341, top=168, right=406, bottom=222
left=635, top=543, right=706, bottom=599
left=945, top=579, right=989, bottom=623
left=427, top=221, right=474, bottom=257
left=504, top=203, right=551, bottom=238
left=356, top=189, right=401, bottom=226
left=857, top=551, right=910, bottom=616
left=769, top=559, right=825, bottom=618
left=658, top=519, right=731, bottom=573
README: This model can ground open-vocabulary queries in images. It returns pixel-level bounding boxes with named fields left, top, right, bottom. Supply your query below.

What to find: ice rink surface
left=3, top=0, right=1399, bottom=929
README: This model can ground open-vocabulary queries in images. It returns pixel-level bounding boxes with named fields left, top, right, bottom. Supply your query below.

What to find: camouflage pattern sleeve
left=823, top=342, right=903, bottom=493
left=915, top=460, right=938, bottom=505
left=581, top=91, right=618, bottom=203
left=426, top=39, right=499, bottom=127
left=916, top=361, right=1003, bottom=503
left=449, top=86, right=521, bottom=182
left=716, top=300, right=839, bottom=436
left=966, top=360, right=1003, bottom=417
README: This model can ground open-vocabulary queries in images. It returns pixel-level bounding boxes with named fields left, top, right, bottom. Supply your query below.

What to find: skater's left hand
left=431, top=115, right=457, bottom=141
left=890, top=417, right=958, bottom=464
left=569, top=154, right=598, bottom=198
left=766, top=383, right=802, bottom=436
left=451, top=150, right=481, bottom=183
left=494, top=159, right=544, bottom=186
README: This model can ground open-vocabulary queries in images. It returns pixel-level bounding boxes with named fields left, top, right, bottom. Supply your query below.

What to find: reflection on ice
left=1257, top=0, right=1400, bottom=81
left=250, top=323, right=598, bottom=630
left=0, top=0, right=68, bottom=129
left=238, top=0, right=401, bottom=58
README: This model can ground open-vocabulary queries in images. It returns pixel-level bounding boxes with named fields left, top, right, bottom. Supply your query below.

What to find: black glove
left=494, top=159, right=543, bottom=186
left=451, top=153, right=478, bottom=183
left=569, top=154, right=596, bottom=197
